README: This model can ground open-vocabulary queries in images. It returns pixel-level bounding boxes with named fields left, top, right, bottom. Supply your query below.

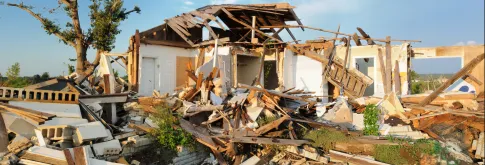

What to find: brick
left=72, top=122, right=109, bottom=146
left=92, top=140, right=122, bottom=156
left=37, top=125, right=73, bottom=140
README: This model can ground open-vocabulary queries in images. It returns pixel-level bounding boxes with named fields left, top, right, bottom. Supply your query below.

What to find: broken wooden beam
left=255, top=115, right=290, bottom=135
left=418, top=53, right=484, bottom=106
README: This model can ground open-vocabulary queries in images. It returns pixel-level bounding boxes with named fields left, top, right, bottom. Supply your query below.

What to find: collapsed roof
left=139, top=3, right=303, bottom=47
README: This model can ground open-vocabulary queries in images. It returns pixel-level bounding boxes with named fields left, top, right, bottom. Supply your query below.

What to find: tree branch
left=7, top=3, right=75, bottom=47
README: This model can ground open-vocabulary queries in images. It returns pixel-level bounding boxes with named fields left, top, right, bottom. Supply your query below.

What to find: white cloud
left=467, top=40, right=477, bottom=45
left=454, top=40, right=477, bottom=46
left=184, top=1, right=194, bottom=5
left=210, top=0, right=238, bottom=5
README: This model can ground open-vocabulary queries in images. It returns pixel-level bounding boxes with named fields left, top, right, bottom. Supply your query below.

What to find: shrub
left=363, top=104, right=379, bottom=136
left=150, top=105, right=195, bottom=152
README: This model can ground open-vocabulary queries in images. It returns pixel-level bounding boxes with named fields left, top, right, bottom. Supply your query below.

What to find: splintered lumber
left=378, top=48, right=387, bottom=93
left=179, top=118, right=220, bottom=151
left=385, top=36, right=392, bottom=94
left=329, top=150, right=389, bottom=165
left=418, top=53, right=485, bottom=106
left=211, top=148, right=228, bottom=165
left=255, top=115, right=290, bottom=135
left=238, top=83, right=317, bottom=105
left=394, top=60, right=401, bottom=94
left=229, top=137, right=308, bottom=146
left=63, top=149, right=75, bottom=165
left=74, top=147, right=87, bottom=165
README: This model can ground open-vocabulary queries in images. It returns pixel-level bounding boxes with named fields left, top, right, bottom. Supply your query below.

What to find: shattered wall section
left=334, top=43, right=411, bottom=97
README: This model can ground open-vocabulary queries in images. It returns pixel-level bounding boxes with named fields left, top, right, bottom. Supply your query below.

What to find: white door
left=141, top=57, right=156, bottom=96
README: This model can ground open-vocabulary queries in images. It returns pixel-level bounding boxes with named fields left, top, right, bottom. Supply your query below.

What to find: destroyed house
left=126, top=3, right=417, bottom=100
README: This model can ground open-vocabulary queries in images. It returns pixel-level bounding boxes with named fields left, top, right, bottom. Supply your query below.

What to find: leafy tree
left=4, top=0, right=140, bottom=81
left=6, top=62, right=20, bottom=81
left=5, top=63, right=31, bottom=88
left=41, top=72, right=50, bottom=79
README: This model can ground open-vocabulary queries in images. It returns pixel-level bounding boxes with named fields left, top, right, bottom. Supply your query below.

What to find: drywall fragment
left=92, top=140, right=122, bottom=156
left=352, top=113, right=364, bottom=130
left=8, top=118, right=36, bottom=138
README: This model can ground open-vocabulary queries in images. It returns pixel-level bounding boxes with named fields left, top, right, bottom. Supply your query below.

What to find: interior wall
left=236, top=55, right=261, bottom=86
left=139, top=44, right=197, bottom=96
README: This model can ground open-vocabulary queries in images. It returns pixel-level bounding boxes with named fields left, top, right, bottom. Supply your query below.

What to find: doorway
left=355, top=57, right=375, bottom=96
left=141, top=57, right=156, bottom=96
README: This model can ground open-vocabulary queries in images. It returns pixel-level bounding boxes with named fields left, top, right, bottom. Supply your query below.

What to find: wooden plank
left=63, top=149, right=75, bottom=165
left=394, top=60, right=401, bottom=95
left=229, top=137, right=308, bottom=146
left=352, top=33, right=362, bottom=46
left=463, top=73, right=483, bottom=85
left=74, top=146, right=87, bottom=165
left=356, top=27, right=376, bottom=45
left=25, top=79, right=59, bottom=89
left=255, top=115, right=290, bottom=135
left=179, top=119, right=219, bottom=151
left=418, top=53, right=484, bottom=106
left=385, top=36, right=392, bottom=94
left=0, top=102, right=55, bottom=119
left=211, top=148, right=228, bottom=165
left=196, top=48, right=205, bottom=68
left=196, top=72, right=204, bottom=90
left=165, top=20, right=195, bottom=46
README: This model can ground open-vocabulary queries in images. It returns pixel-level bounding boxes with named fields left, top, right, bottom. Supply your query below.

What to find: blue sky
left=0, top=0, right=483, bottom=76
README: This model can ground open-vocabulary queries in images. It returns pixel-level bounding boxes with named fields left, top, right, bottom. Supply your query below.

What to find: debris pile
left=0, top=2, right=484, bottom=165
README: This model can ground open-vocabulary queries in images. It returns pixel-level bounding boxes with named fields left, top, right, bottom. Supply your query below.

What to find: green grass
left=375, top=137, right=443, bottom=164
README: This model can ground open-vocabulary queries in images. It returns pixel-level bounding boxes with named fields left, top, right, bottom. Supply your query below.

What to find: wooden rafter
left=221, top=7, right=283, bottom=43
left=263, top=28, right=284, bottom=44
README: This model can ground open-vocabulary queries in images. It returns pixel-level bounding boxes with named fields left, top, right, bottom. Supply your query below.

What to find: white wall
left=283, top=48, right=328, bottom=102
left=139, top=44, right=197, bottom=96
